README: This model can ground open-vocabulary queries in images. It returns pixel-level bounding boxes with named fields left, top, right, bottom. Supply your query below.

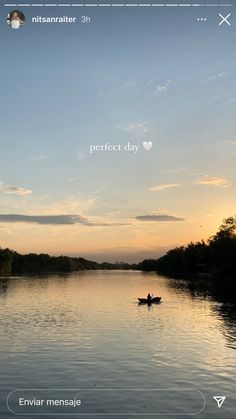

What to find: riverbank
left=0, top=248, right=134, bottom=276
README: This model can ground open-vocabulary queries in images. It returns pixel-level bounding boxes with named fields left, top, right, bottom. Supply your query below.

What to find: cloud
left=76, top=151, right=86, bottom=160
left=135, top=214, right=184, bottom=222
left=0, top=214, right=130, bottom=227
left=0, top=214, right=88, bottom=225
left=32, top=155, right=47, bottom=161
left=52, top=196, right=97, bottom=214
left=201, top=72, right=226, bottom=84
left=67, top=177, right=79, bottom=183
left=149, top=183, right=181, bottom=192
left=0, top=225, right=13, bottom=235
left=223, top=140, right=236, bottom=145
left=157, top=80, right=172, bottom=92
left=0, top=181, right=32, bottom=196
left=161, top=167, right=188, bottom=174
left=125, top=80, right=141, bottom=94
left=124, top=121, right=148, bottom=133
left=196, top=175, right=229, bottom=188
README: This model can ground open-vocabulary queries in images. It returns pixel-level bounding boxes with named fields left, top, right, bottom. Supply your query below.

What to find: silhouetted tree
left=0, top=248, right=13, bottom=276
left=138, top=216, right=236, bottom=279
left=0, top=248, right=133, bottom=276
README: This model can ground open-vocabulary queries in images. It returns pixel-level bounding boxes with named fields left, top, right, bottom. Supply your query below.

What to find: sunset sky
left=0, top=4, right=235, bottom=262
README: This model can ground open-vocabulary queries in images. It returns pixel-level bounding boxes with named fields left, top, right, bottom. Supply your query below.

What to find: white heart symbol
left=143, top=141, right=153, bottom=151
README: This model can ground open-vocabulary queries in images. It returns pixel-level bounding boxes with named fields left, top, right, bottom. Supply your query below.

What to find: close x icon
left=219, top=13, right=231, bottom=26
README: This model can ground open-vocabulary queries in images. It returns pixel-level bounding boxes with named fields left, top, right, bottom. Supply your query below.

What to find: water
left=0, top=271, right=235, bottom=418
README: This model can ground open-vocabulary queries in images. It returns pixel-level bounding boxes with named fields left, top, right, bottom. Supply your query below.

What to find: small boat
left=138, top=296, right=161, bottom=304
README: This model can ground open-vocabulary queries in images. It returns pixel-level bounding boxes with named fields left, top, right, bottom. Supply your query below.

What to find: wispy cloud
left=149, top=183, right=181, bottom=192
left=67, top=177, right=79, bottom=183
left=196, top=175, right=229, bottom=188
left=161, top=167, right=188, bottom=174
left=125, top=80, right=141, bottom=93
left=0, top=214, right=88, bottom=225
left=223, top=140, right=236, bottom=145
left=32, top=154, right=47, bottom=161
left=76, top=151, right=86, bottom=160
left=123, top=121, right=148, bottom=133
left=0, top=181, right=32, bottom=196
left=156, top=79, right=172, bottom=93
left=135, top=214, right=184, bottom=222
left=0, top=214, right=130, bottom=227
left=201, top=72, right=226, bottom=84
left=0, top=225, right=15, bottom=235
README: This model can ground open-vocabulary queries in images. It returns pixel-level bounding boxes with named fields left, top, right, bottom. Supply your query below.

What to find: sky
left=0, top=2, right=235, bottom=262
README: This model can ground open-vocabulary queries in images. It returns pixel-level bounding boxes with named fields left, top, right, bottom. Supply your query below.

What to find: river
left=0, top=270, right=235, bottom=418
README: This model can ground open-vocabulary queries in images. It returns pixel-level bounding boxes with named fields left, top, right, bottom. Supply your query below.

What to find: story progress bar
left=3, top=3, right=233, bottom=8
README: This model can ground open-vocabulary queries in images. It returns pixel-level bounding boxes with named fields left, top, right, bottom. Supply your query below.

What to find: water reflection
left=214, top=303, right=236, bottom=350
left=167, top=276, right=236, bottom=349
left=0, top=271, right=235, bottom=419
left=0, top=278, right=10, bottom=297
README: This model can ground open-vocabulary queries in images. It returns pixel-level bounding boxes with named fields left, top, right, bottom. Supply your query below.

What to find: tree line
left=0, top=249, right=133, bottom=276
left=137, top=216, right=236, bottom=279
left=2, top=216, right=235, bottom=278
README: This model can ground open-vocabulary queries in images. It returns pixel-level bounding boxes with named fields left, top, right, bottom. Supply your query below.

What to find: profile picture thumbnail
left=7, top=10, right=25, bottom=30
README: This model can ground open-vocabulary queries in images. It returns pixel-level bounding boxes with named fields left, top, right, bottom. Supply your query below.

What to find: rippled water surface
left=0, top=271, right=235, bottom=418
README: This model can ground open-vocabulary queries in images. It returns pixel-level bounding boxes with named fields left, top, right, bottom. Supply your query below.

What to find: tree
left=138, top=216, right=236, bottom=279
left=0, top=248, right=13, bottom=276
left=208, top=216, right=236, bottom=276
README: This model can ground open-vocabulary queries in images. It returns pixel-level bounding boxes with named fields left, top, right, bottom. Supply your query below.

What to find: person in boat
left=147, top=293, right=152, bottom=303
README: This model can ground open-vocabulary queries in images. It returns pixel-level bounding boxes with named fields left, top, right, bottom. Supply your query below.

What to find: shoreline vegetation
left=0, top=216, right=236, bottom=282
left=0, top=251, right=135, bottom=276
left=137, top=216, right=236, bottom=282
